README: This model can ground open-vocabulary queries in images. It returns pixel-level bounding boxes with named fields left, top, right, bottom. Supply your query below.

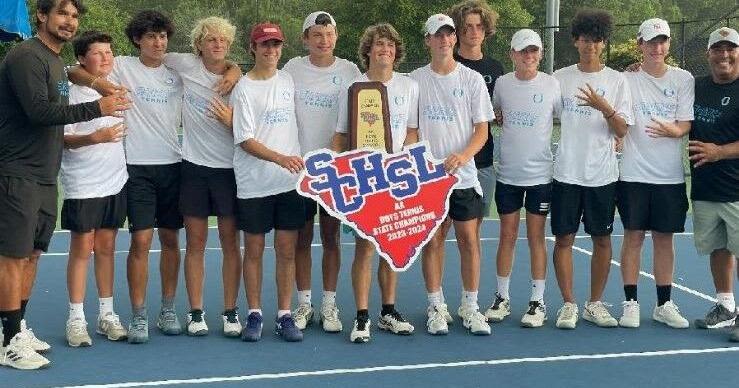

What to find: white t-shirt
left=336, top=72, right=419, bottom=152
left=621, top=67, right=694, bottom=184
left=61, top=84, right=127, bottom=199
left=553, top=64, right=633, bottom=186
left=410, top=63, right=495, bottom=194
left=283, top=56, right=361, bottom=154
left=493, top=71, right=561, bottom=186
left=163, top=53, right=234, bottom=168
left=110, top=56, right=182, bottom=165
left=231, top=70, right=301, bottom=199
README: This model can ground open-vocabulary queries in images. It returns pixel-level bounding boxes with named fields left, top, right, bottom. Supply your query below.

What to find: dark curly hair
left=72, top=30, right=112, bottom=58
left=125, top=10, right=175, bottom=49
left=36, top=0, right=87, bottom=27
left=570, top=8, right=613, bottom=42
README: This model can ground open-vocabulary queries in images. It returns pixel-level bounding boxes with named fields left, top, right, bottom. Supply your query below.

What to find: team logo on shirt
left=595, top=87, right=606, bottom=96
left=532, top=93, right=544, bottom=103
left=722, top=96, right=731, bottom=106
left=297, top=143, right=458, bottom=271
left=332, top=75, right=342, bottom=86
left=165, top=77, right=175, bottom=85
left=394, top=96, right=405, bottom=106
left=483, top=74, right=493, bottom=84
left=663, top=88, right=675, bottom=97
left=452, top=88, right=465, bottom=98
left=57, top=81, right=70, bottom=97
left=281, top=90, right=292, bottom=102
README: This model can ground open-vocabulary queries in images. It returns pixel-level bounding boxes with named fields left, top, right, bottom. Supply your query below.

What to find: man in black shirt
left=0, top=0, right=128, bottom=370
left=689, top=27, right=739, bottom=342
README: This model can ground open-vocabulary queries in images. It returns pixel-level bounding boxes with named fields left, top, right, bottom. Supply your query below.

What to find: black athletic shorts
left=616, top=181, right=688, bottom=233
left=61, top=190, right=127, bottom=233
left=303, top=197, right=330, bottom=222
left=237, top=190, right=306, bottom=234
left=126, top=163, right=184, bottom=231
left=495, top=181, right=552, bottom=216
left=449, top=188, right=484, bottom=222
left=179, top=160, right=237, bottom=218
left=550, top=180, right=616, bottom=237
left=0, top=176, right=57, bottom=257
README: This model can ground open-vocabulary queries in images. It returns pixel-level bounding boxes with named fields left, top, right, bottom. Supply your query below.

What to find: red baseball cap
left=250, top=23, right=285, bottom=44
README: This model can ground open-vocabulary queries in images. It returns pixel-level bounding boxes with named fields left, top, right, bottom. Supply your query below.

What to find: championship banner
left=297, top=142, right=458, bottom=271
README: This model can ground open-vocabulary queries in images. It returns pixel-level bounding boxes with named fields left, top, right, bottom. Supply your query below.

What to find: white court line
left=545, top=237, right=716, bottom=303
left=55, top=346, right=739, bottom=388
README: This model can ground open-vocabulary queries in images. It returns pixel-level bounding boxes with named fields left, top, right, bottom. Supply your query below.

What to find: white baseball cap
left=637, top=18, right=670, bottom=41
left=511, top=29, right=543, bottom=51
left=707, top=27, right=739, bottom=49
left=302, top=11, right=336, bottom=32
left=424, top=14, right=455, bottom=35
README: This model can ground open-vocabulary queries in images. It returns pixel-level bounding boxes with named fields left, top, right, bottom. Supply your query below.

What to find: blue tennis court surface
left=5, top=218, right=737, bottom=387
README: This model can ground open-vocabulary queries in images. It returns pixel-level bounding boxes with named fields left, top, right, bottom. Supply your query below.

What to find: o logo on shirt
left=394, top=96, right=405, bottom=106
left=663, top=88, right=675, bottom=97
left=722, top=96, right=731, bottom=106
left=165, top=78, right=175, bottom=85
left=595, top=87, right=606, bottom=97
left=483, top=74, right=493, bottom=84
left=332, top=75, right=342, bottom=86
left=282, top=90, right=292, bottom=101
left=532, top=93, right=544, bottom=103
left=452, top=88, right=464, bottom=98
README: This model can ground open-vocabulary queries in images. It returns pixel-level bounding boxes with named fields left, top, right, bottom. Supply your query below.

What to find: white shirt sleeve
left=492, top=78, right=502, bottom=111
left=676, top=73, right=695, bottom=122
left=552, top=77, right=563, bottom=119
left=162, top=52, right=198, bottom=73
left=231, top=86, right=256, bottom=144
left=407, top=80, right=419, bottom=129
left=613, top=73, right=634, bottom=125
left=470, top=72, right=496, bottom=124
left=335, top=85, right=350, bottom=134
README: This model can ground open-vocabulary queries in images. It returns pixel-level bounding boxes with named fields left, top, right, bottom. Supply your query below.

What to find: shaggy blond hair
left=357, top=23, right=405, bottom=71
left=190, top=16, right=236, bottom=56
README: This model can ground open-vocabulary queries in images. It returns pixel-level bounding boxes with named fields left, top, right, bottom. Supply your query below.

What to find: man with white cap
left=484, top=29, right=560, bottom=328
left=690, top=27, right=739, bottom=342
left=617, top=18, right=693, bottom=329
left=283, top=11, right=361, bottom=333
left=410, top=14, right=495, bottom=336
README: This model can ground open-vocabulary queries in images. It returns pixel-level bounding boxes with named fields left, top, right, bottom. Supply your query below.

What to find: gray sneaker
left=127, top=315, right=149, bottom=344
left=730, top=318, right=739, bottom=342
left=695, top=303, right=737, bottom=329
left=157, top=307, right=182, bottom=335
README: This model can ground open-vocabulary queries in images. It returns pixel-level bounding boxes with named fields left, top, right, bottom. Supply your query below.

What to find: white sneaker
left=555, top=302, right=579, bottom=329
left=222, top=310, right=242, bottom=338
left=520, top=301, right=547, bottom=328
left=292, top=303, right=314, bottom=330
left=437, top=303, right=453, bottom=324
left=378, top=311, right=414, bottom=335
left=426, top=306, right=449, bottom=335
left=458, top=305, right=491, bottom=335
left=619, top=300, right=640, bottom=328
left=484, top=293, right=511, bottom=323
left=0, top=333, right=50, bottom=370
left=186, top=310, right=209, bottom=336
left=19, top=320, right=51, bottom=353
left=66, top=319, right=92, bottom=347
left=350, top=317, right=371, bottom=343
left=653, top=301, right=689, bottom=329
left=320, top=303, right=343, bottom=332
left=583, top=301, right=618, bottom=328
left=97, top=313, right=128, bottom=341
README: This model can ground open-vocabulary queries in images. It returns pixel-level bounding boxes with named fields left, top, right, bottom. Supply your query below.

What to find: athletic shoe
left=426, top=306, right=449, bottom=335
left=583, top=301, right=618, bottom=328
left=19, top=320, right=51, bottom=353
left=437, top=303, right=453, bottom=324
left=378, top=310, right=414, bottom=335
left=186, top=310, right=208, bottom=336
left=293, top=303, right=314, bottom=330
left=241, top=312, right=263, bottom=342
left=653, top=301, right=689, bottom=329
left=484, top=293, right=511, bottom=323
left=555, top=302, right=579, bottom=329
left=619, top=300, right=640, bottom=328
left=0, top=333, right=50, bottom=370
left=157, top=307, right=182, bottom=335
left=222, top=309, right=242, bottom=338
left=97, top=313, right=128, bottom=341
left=275, top=315, right=303, bottom=342
left=458, top=305, right=491, bottom=335
left=320, top=303, right=343, bottom=332
left=520, top=301, right=547, bottom=328
left=66, top=319, right=92, bottom=347
left=695, top=303, right=737, bottom=329
left=350, top=317, right=371, bottom=343
left=729, top=317, right=739, bottom=342
left=127, top=315, right=149, bottom=344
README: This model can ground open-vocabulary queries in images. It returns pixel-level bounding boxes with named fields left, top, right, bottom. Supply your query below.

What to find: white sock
left=297, top=290, right=311, bottom=305
left=497, top=275, right=511, bottom=299
left=717, top=293, right=736, bottom=312
left=427, top=290, right=443, bottom=307
left=462, top=290, right=479, bottom=310
left=322, top=290, right=336, bottom=306
left=248, top=308, right=262, bottom=316
left=531, top=279, right=546, bottom=302
left=277, top=310, right=291, bottom=318
left=99, top=297, right=114, bottom=317
left=69, top=302, right=85, bottom=322
left=439, top=287, right=446, bottom=304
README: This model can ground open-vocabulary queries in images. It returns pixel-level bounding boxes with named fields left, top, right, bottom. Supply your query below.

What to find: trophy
left=347, top=81, right=392, bottom=153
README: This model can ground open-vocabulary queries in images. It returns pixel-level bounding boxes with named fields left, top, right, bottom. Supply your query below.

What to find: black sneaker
left=186, top=309, right=208, bottom=336
left=694, top=303, right=737, bottom=329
